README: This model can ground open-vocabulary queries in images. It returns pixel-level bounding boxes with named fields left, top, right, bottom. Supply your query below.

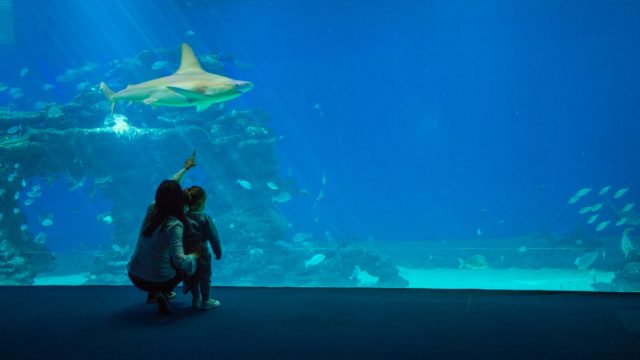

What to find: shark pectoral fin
left=143, top=98, right=159, bottom=105
left=167, top=86, right=211, bottom=102
left=196, top=101, right=215, bottom=112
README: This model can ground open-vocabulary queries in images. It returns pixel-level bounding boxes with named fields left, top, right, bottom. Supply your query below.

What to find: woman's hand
left=184, top=151, right=196, bottom=170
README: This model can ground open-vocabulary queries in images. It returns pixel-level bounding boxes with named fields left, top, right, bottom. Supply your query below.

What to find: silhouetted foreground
left=1, top=286, right=639, bottom=359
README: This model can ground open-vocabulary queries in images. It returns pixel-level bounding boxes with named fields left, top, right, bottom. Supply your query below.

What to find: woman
left=127, top=154, right=198, bottom=314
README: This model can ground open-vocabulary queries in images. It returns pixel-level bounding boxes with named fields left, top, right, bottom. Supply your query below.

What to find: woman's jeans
left=128, top=272, right=182, bottom=294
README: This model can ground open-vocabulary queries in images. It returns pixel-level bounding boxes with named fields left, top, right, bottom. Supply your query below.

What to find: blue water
left=1, top=0, right=640, bottom=288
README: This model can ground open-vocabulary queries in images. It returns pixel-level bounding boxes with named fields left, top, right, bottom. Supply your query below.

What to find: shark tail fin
left=99, top=82, right=116, bottom=114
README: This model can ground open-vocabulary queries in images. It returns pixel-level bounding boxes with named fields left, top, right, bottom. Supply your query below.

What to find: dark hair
left=142, top=180, right=190, bottom=237
left=184, top=185, right=206, bottom=208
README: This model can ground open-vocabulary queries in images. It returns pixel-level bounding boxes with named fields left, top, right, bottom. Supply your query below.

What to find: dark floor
left=1, top=286, right=640, bottom=359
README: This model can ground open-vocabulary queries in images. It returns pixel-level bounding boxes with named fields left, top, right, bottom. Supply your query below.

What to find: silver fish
left=614, top=188, right=629, bottom=199
left=7, top=124, right=22, bottom=134
left=622, top=203, right=635, bottom=212
left=595, top=221, right=610, bottom=231
left=574, top=251, right=599, bottom=270
left=599, top=186, right=612, bottom=195
left=272, top=191, right=292, bottom=203
left=236, top=179, right=252, bottom=190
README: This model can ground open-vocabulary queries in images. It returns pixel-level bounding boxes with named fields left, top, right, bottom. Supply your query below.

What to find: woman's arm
left=167, top=221, right=197, bottom=275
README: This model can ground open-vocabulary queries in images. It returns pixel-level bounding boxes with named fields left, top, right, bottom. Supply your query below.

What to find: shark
left=100, top=43, right=253, bottom=113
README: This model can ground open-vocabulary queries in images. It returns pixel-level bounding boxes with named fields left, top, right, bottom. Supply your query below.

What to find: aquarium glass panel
left=1, top=0, right=639, bottom=292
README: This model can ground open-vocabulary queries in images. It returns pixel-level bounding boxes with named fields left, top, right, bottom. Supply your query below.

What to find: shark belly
left=116, top=86, right=192, bottom=107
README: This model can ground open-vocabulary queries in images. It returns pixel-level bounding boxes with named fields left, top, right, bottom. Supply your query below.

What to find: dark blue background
left=2, top=0, right=639, bottom=246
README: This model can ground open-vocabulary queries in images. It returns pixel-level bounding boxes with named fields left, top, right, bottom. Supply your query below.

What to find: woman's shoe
left=200, top=299, right=221, bottom=310
left=156, top=293, right=171, bottom=314
left=146, top=292, right=157, bottom=304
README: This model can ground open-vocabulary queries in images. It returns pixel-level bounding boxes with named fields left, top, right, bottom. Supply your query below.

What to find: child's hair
left=184, top=185, right=206, bottom=208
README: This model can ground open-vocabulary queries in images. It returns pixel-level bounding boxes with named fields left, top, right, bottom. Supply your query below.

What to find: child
left=182, top=185, right=223, bottom=310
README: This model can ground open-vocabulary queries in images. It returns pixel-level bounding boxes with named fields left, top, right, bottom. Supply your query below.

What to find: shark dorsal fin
left=176, top=43, right=204, bottom=74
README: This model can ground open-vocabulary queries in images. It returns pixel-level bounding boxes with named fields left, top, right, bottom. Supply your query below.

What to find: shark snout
left=233, top=80, right=253, bottom=93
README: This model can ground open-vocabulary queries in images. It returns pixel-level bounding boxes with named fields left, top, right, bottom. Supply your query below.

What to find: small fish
left=112, top=244, right=122, bottom=252
left=236, top=179, right=252, bottom=190
left=517, top=246, right=528, bottom=253
left=595, top=221, right=610, bottom=231
left=623, top=203, right=635, bottom=212
left=292, top=232, right=312, bottom=243
left=578, top=206, right=592, bottom=214
left=476, top=228, right=482, bottom=236
left=458, top=255, right=489, bottom=270
left=304, top=253, right=326, bottom=269
left=322, top=173, right=327, bottom=185
left=94, top=176, right=113, bottom=185
left=20, top=68, right=29, bottom=77
left=31, top=185, right=42, bottom=192
left=13, top=192, right=19, bottom=200
left=13, top=208, right=20, bottom=214
left=40, top=212, right=54, bottom=226
left=9, top=87, right=23, bottom=99
left=14, top=163, right=20, bottom=169
left=568, top=196, right=581, bottom=204
left=185, top=30, right=195, bottom=36
left=587, top=214, right=599, bottom=224
left=266, top=182, right=279, bottom=190
left=575, top=188, right=592, bottom=197
left=47, top=106, right=64, bottom=119
left=614, top=188, right=629, bottom=199
left=24, top=199, right=34, bottom=206
left=8, top=173, right=17, bottom=182
left=34, top=232, right=47, bottom=244
left=102, top=215, right=114, bottom=225
left=151, top=60, right=168, bottom=71
left=616, top=218, right=628, bottom=226
left=7, top=124, right=22, bottom=134
left=590, top=203, right=603, bottom=212
left=27, top=191, right=41, bottom=198
left=574, top=251, right=599, bottom=270
left=76, top=82, right=90, bottom=91
left=316, top=189, right=325, bottom=201
left=42, top=83, right=54, bottom=91
left=21, top=179, right=26, bottom=187
left=67, top=176, right=85, bottom=191
left=0, top=82, right=7, bottom=91
left=20, top=224, right=28, bottom=231
left=599, top=186, right=612, bottom=195
left=272, top=191, right=292, bottom=203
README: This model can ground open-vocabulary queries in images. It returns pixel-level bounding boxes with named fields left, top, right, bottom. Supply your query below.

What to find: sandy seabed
left=397, top=266, right=615, bottom=291
left=29, top=267, right=615, bottom=291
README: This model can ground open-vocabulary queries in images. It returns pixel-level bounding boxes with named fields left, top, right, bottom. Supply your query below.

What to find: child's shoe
left=201, top=299, right=221, bottom=310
